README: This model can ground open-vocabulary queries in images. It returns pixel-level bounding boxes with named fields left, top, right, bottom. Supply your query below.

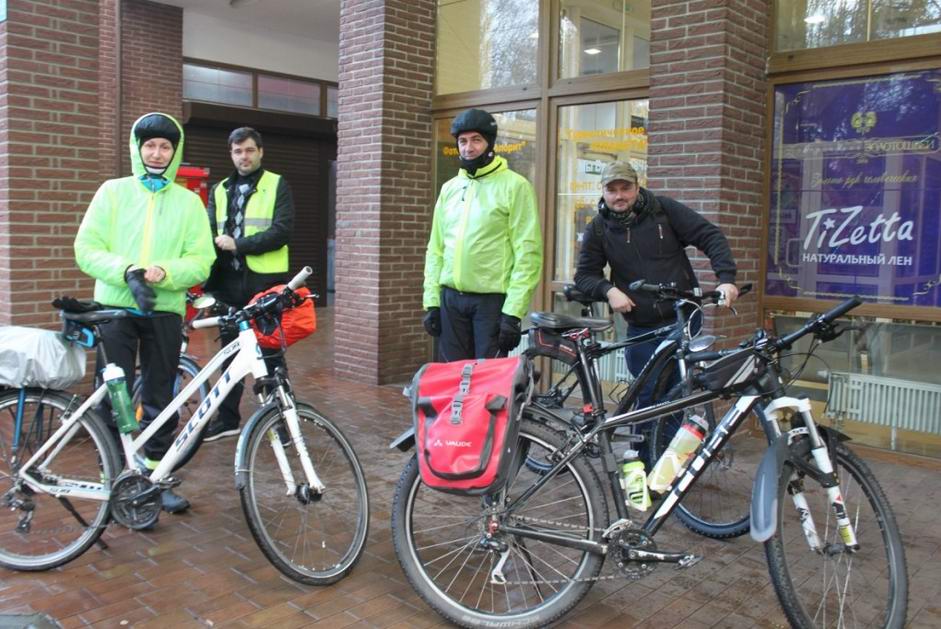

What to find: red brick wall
left=118, top=0, right=183, bottom=177
left=0, top=0, right=101, bottom=327
left=335, top=0, right=435, bottom=384
left=648, top=0, right=769, bottom=341
left=98, top=0, right=120, bottom=180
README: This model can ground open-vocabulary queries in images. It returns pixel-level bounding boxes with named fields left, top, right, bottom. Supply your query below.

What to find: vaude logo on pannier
left=433, top=439, right=473, bottom=448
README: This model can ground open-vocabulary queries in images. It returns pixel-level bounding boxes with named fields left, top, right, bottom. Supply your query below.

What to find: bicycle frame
left=501, top=370, right=858, bottom=560
left=15, top=321, right=324, bottom=501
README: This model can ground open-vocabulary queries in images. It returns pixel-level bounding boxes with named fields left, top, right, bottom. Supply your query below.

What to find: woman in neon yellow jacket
left=73, top=112, right=215, bottom=515
left=423, top=109, right=543, bottom=361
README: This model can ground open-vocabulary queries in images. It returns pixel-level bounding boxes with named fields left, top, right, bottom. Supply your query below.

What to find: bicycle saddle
left=529, top=311, right=612, bottom=332
left=53, top=297, right=128, bottom=324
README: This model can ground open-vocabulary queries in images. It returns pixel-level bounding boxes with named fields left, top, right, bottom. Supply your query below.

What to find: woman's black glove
left=498, top=315, right=522, bottom=352
left=422, top=307, right=441, bottom=337
left=124, top=268, right=156, bottom=312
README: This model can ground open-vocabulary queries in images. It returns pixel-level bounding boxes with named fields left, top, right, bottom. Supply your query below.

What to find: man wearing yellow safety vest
left=423, top=108, right=543, bottom=361
left=203, top=127, right=295, bottom=442
left=75, top=112, right=216, bottom=515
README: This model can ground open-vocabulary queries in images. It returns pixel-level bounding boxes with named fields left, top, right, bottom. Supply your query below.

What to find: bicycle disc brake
left=111, top=471, right=160, bottom=530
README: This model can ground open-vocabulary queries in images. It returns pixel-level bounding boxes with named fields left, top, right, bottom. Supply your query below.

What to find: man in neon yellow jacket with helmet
left=423, top=108, right=543, bottom=361
left=74, top=112, right=215, bottom=515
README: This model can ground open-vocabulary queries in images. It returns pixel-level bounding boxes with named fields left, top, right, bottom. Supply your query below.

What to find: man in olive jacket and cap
left=422, top=108, right=543, bottom=361
left=74, top=112, right=216, bottom=515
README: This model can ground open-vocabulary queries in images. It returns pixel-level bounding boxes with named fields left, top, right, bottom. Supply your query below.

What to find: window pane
left=436, top=0, right=538, bottom=95
left=433, top=109, right=537, bottom=196
left=257, top=75, right=320, bottom=115
left=559, top=0, right=650, bottom=79
left=873, top=0, right=941, bottom=39
left=326, top=85, right=338, bottom=118
left=182, top=63, right=252, bottom=107
left=554, top=100, right=648, bottom=282
left=774, top=0, right=941, bottom=51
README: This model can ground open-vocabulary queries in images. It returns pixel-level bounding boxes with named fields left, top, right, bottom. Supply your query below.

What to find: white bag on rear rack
left=0, top=326, right=86, bottom=390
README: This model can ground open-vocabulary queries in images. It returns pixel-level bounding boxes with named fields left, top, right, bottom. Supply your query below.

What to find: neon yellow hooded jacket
left=423, top=156, right=543, bottom=320
left=74, top=113, right=215, bottom=316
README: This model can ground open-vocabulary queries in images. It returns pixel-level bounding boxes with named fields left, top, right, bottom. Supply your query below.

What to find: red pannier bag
left=410, top=356, right=533, bottom=495
left=248, top=284, right=317, bottom=349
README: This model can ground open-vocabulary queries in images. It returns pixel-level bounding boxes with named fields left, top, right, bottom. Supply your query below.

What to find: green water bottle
left=102, top=364, right=139, bottom=434
left=619, top=449, right=651, bottom=512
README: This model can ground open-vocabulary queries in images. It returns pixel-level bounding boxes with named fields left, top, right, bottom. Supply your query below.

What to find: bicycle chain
left=493, top=514, right=641, bottom=586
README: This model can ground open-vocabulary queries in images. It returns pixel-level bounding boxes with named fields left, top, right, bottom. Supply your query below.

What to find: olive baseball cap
left=600, top=161, right=638, bottom=187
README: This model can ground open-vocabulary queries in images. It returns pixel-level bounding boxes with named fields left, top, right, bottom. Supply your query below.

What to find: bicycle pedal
left=676, top=554, right=703, bottom=569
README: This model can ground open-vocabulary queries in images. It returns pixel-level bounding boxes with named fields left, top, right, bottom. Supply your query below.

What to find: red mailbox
left=176, top=165, right=211, bottom=205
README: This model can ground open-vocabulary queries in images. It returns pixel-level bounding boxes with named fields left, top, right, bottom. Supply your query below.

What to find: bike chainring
left=110, top=471, right=160, bottom=530
left=616, top=528, right=657, bottom=580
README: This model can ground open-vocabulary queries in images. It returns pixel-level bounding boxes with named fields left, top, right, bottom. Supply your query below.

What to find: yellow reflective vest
left=213, top=170, right=289, bottom=274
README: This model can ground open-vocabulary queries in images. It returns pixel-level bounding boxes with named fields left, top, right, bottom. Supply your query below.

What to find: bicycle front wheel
left=391, top=418, right=608, bottom=629
left=239, top=402, right=369, bottom=585
left=0, top=389, right=120, bottom=571
left=764, top=438, right=908, bottom=628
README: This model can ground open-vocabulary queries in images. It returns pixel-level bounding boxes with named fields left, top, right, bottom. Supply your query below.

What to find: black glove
left=422, top=308, right=441, bottom=337
left=498, top=315, right=522, bottom=352
left=124, top=268, right=156, bottom=312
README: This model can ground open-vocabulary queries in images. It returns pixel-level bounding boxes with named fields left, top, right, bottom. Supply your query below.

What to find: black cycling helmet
left=134, top=113, right=180, bottom=149
left=450, top=108, right=498, bottom=146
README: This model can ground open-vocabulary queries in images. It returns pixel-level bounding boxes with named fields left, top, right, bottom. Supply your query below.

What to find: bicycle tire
left=238, top=402, right=369, bottom=585
left=391, top=418, right=608, bottom=629
left=649, top=376, right=754, bottom=539
left=764, top=438, right=908, bottom=628
left=0, top=389, right=120, bottom=571
left=132, top=355, right=209, bottom=472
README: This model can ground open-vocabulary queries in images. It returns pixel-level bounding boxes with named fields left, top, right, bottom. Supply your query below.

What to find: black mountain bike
left=524, top=280, right=760, bottom=539
left=391, top=296, right=907, bottom=628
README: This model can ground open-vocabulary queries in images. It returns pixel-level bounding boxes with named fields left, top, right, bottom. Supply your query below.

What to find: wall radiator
left=827, top=371, right=941, bottom=449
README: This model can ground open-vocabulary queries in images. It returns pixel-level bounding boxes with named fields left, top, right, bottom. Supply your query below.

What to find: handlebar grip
left=191, top=316, right=221, bottom=330
left=739, top=283, right=753, bottom=297
left=820, top=296, right=863, bottom=323
left=287, top=266, right=313, bottom=291
left=628, top=279, right=668, bottom=293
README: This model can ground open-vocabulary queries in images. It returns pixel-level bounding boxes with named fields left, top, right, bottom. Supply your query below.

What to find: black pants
left=437, top=286, right=505, bottom=362
left=216, top=326, right=284, bottom=430
left=96, top=313, right=182, bottom=460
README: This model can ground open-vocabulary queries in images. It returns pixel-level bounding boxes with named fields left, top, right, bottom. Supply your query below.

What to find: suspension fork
left=766, top=397, right=860, bottom=552
left=271, top=384, right=326, bottom=495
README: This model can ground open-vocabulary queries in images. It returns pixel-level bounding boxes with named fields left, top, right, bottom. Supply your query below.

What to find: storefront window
left=436, top=0, right=538, bottom=95
left=554, top=100, right=648, bottom=283
left=433, top=109, right=537, bottom=194
left=258, top=75, right=320, bottom=115
left=183, top=64, right=252, bottom=107
left=775, top=0, right=941, bottom=51
left=559, top=0, right=649, bottom=79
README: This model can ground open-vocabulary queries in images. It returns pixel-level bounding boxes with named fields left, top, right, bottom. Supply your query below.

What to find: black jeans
left=96, top=312, right=182, bottom=460
left=215, top=326, right=284, bottom=430
left=437, top=286, right=505, bottom=362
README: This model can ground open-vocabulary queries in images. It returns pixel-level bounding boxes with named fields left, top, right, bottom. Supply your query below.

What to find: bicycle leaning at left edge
left=0, top=267, right=370, bottom=585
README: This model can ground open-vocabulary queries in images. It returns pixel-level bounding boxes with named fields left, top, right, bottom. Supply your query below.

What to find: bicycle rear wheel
left=764, top=438, right=907, bottom=628
left=650, top=378, right=756, bottom=539
left=0, top=389, right=120, bottom=571
left=391, top=419, right=608, bottom=628
left=132, top=355, right=208, bottom=472
left=239, top=402, right=369, bottom=585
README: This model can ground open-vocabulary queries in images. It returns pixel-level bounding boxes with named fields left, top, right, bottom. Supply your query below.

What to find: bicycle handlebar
left=775, top=296, right=862, bottom=350
left=191, top=316, right=221, bottom=330
left=627, top=279, right=753, bottom=304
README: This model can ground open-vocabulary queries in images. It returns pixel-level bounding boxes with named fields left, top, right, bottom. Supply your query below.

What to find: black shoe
left=161, top=488, right=190, bottom=514
left=203, top=420, right=240, bottom=443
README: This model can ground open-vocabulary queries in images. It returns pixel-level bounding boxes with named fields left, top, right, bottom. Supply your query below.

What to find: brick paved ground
left=1, top=307, right=939, bottom=628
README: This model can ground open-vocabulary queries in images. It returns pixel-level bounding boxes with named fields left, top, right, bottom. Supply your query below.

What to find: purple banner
left=766, top=70, right=941, bottom=306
